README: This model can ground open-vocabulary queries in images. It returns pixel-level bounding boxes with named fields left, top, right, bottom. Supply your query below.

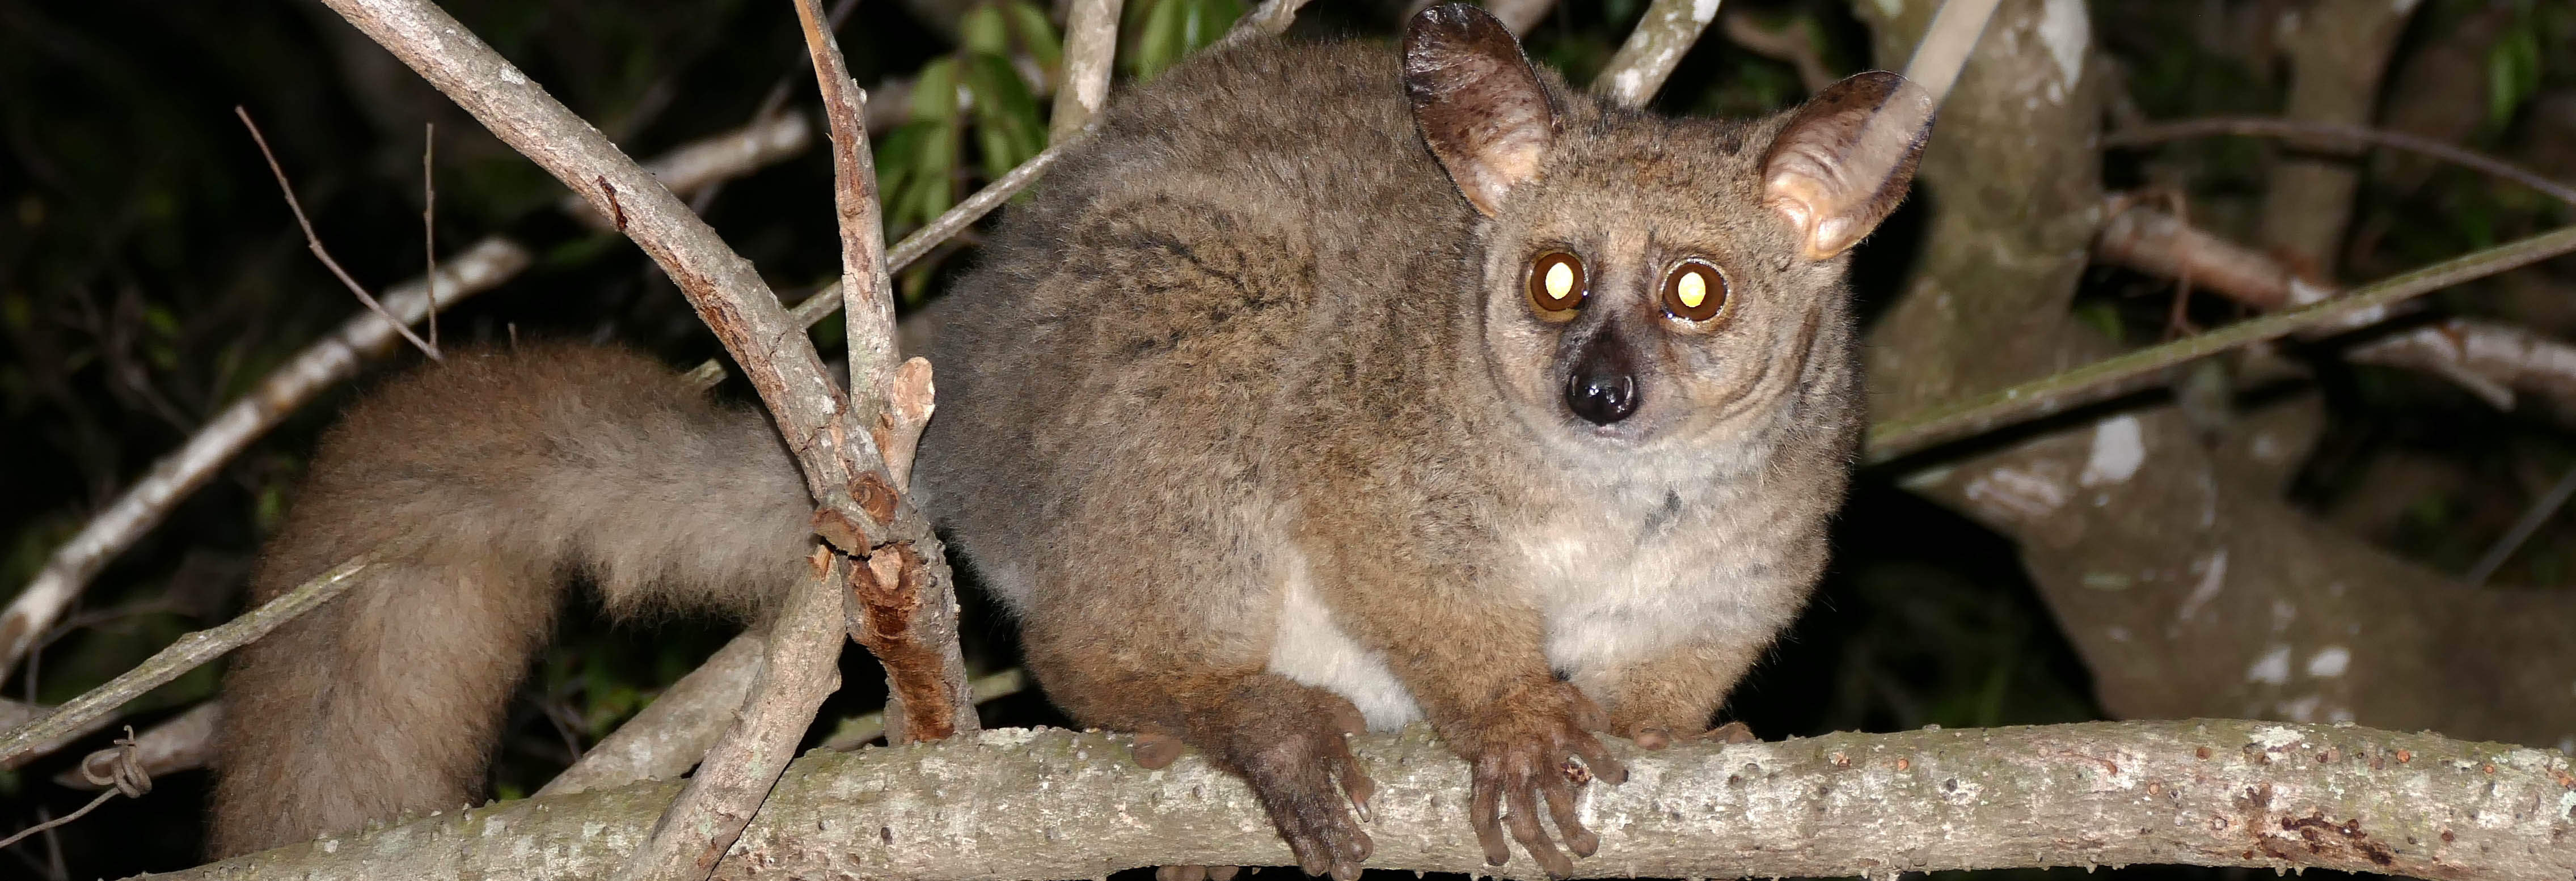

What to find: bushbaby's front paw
left=1458, top=689, right=1627, bottom=878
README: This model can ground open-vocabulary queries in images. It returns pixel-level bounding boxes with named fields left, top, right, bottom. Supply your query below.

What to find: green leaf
left=910, top=57, right=960, bottom=123
left=1130, top=0, right=1184, bottom=79
left=960, top=4, right=1010, bottom=56
left=2485, top=21, right=2542, bottom=128
left=1006, top=1, right=1064, bottom=71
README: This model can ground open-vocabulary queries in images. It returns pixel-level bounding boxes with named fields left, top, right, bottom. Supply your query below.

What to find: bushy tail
left=210, top=343, right=813, bottom=858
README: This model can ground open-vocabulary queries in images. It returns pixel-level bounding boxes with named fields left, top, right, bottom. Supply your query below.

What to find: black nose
left=1565, top=366, right=1639, bottom=425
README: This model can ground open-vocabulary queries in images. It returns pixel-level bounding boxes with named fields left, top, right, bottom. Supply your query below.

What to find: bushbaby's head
left=1401, top=3, right=1932, bottom=459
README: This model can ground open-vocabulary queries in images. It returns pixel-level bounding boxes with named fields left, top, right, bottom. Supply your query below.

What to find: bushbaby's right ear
left=1403, top=3, right=1554, bottom=218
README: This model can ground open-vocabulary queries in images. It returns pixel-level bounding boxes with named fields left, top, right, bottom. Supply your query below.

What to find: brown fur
left=209, top=342, right=812, bottom=857
left=917, top=6, right=1926, bottom=879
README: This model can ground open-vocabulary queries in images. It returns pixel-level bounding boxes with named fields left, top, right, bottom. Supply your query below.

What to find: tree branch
left=537, top=634, right=767, bottom=798
left=0, top=556, right=371, bottom=765
left=158, top=721, right=2576, bottom=881
left=0, top=109, right=816, bottom=687
left=1593, top=0, right=1724, bottom=108
left=2103, top=117, right=2576, bottom=208
left=1865, top=223, right=2576, bottom=463
left=2094, top=202, right=2576, bottom=414
left=1048, top=0, right=1122, bottom=143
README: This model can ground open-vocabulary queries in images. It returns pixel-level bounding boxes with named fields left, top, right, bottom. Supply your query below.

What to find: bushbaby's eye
left=1527, top=251, right=1587, bottom=316
left=1661, top=258, right=1729, bottom=323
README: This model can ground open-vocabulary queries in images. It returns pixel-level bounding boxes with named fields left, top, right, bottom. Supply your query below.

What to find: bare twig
left=2096, top=203, right=2576, bottom=413
left=421, top=123, right=438, bottom=352
left=0, top=728, right=143, bottom=852
left=1865, top=224, right=2576, bottom=463
left=2467, top=460, right=2576, bottom=585
left=0, top=556, right=370, bottom=765
left=0, top=238, right=525, bottom=683
left=614, top=554, right=845, bottom=881
left=1485, top=0, right=1556, bottom=37
left=167, top=721, right=2576, bottom=881
left=1219, top=0, right=1317, bottom=47
left=2104, top=117, right=2576, bottom=207
left=1898, top=0, right=2001, bottom=107
left=235, top=107, right=441, bottom=362
left=538, top=634, right=765, bottom=798
left=58, top=701, right=217, bottom=791
left=1049, top=0, right=1122, bottom=143
left=682, top=0, right=1314, bottom=391
left=817, top=667, right=1025, bottom=751
left=0, top=117, right=806, bottom=686
left=1721, top=11, right=1832, bottom=94
left=1593, top=0, right=1724, bottom=108
left=563, top=112, right=816, bottom=229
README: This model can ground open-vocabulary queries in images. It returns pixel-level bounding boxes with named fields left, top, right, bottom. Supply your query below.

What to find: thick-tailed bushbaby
left=210, top=3, right=1931, bottom=875
left=918, top=4, right=1928, bottom=878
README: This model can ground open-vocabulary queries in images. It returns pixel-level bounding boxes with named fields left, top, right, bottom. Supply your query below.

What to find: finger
left=1540, top=772, right=1597, bottom=857
left=1209, top=867, right=1241, bottom=881
left=1470, top=772, right=1511, bottom=866
left=1570, top=731, right=1627, bottom=785
left=1156, top=866, right=1209, bottom=881
left=1285, top=829, right=1331, bottom=878
left=1325, top=732, right=1376, bottom=823
left=1506, top=777, right=1575, bottom=878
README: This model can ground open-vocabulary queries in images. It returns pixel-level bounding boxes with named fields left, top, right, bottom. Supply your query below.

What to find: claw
left=1706, top=721, right=1758, bottom=744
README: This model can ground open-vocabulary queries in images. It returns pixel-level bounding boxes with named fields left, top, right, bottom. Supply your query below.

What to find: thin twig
left=2465, top=461, right=2576, bottom=585
left=1, top=728, right=146, bottom=850
left=1899, top=0, right=2003, bottom=107
left=0, top=793, right=111, bottom=852
left=0, top=109, right=807, bottom=683
left=1218, top=0, right=1317, bottom=48
left=1721, top=11, right=1833, bottom=93
left=234, top=107, right=441, bottom=362
left=422, top=122, right=438, bottom=352
left=2104, top=117, right=2576, bottom=207
left=1593, top=0, right=1725, bottom=108
left=1864, top=223, right=2576, bottom=463
left=0, top=556, right=371, bottom=764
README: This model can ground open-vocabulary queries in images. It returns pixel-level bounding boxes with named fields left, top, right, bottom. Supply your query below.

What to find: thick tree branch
left=157, top=722, right=2576, bottom=881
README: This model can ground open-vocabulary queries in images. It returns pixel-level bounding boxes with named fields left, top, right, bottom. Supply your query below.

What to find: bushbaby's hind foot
left=1177, top=676, right=1376, bottom=880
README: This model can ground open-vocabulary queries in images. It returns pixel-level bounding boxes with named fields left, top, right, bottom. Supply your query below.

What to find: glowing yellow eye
left=1661, top=259, right=1728, bottom=323
left=1526, top=251, right=1586, bottom=315
left=1675, top=272, right=1707, bottom=309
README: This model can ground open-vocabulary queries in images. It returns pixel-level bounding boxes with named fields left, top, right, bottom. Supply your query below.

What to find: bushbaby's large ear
left=1761, top=70, right=1936, bottom=261
left=1403, top=3, right=1554, bottom=217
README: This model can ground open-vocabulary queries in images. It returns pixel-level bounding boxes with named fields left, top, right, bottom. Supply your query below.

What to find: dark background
left=2, top=0, right=2570, bottom=876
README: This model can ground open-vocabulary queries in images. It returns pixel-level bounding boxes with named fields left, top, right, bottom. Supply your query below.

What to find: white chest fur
left=1261, top=475, right=1800, bottom=731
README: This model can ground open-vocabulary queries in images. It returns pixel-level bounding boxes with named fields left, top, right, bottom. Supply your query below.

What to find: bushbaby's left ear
left=1403, top=3, right=1555, bottom=218
left=1760, top=70, right=1936, bottom=261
